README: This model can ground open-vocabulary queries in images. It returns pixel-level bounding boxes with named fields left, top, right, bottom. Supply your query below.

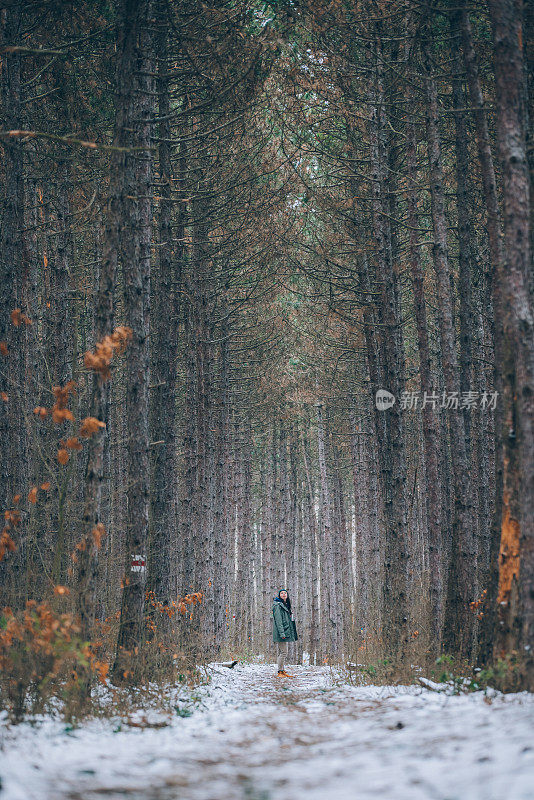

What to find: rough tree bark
left=459, top=0, right=506, bottom=663
left=148, top=11, right=183, bottom=610
left=113, top=0, right=156, bottom=684
left=316, top=402, right=340, bottom=654
left=367, top=46, right=410, bottom=662
left=0, top=1, right=25, bottom=513
left=423, top=39, right=476, bottom=659
left=0, top=0, right=26, bottom=602
left=404, top=23, right=443, bottom=645
left=488, top=0, right=534, bottom=687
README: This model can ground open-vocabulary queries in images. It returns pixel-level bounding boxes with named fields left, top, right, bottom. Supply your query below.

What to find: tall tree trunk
left=329, top=418, right=352, bottom=646
left=367, top=45, right=410, bottom=662
left=459, top=0, right=506, bottom=663
left=49, top=167, right=74, bottom=588
left=301, top=419, right=320, bottom=661
left=260, top=427, right=274, bottom=645
left=404, top=28, right=443, bottom=645
left=0, top=0, right=26, bottom=603
left=213, top=331, right=229, bottom=650
left=450, top=20, right=474, bottom=458
left=113, top=0, right=155, bottom=684
left=0, top=0, right=25, bottom=514
left=488, top=0, right=534, bottom=687
left=148, top=13, right=183, bottom=610
left=349, top=410, right=369, bottom=636
left=316, top=402, right=340, bottom=654
left=423, top=41, right=476, bottom=659
left=76, top=208, right=117, bottom=641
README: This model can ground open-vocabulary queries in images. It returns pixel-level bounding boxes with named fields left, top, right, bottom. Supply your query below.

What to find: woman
left=272, top=589, right=298, bottom=677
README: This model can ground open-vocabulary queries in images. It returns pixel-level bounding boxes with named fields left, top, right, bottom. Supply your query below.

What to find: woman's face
left=280, top=591, right=288, bottom=601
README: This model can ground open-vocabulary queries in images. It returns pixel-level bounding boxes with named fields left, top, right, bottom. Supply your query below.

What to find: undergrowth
left=0, top=324, right=205, bottom=725
left=343, top=651, right=524, bottom=694
left=0, top=596, right=205, bottom=725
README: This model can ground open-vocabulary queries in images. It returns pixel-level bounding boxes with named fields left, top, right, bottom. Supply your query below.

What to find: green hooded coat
left=272, top=597, right=298, bottom=643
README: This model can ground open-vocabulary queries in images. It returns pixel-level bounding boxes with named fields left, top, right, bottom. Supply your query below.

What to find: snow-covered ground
left=1, top=663, right=533, bottom=800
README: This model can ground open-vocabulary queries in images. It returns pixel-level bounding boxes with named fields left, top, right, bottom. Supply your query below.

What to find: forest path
left=1, top=663, right=534, bottom=800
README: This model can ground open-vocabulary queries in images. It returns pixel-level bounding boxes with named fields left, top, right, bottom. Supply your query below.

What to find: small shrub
left=345, top=657, right=394, bottom=685
left=428, top=653, right=522, bottom=695
left=118, top=589, right=205, bottom=686
left=475, top=654, right=522, bottom=693
left=432, top=654, right=473, bottom=694
left=0, top=600, right=108, bottom=722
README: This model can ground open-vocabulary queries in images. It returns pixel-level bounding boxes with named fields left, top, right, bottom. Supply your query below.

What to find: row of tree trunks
left=1, top=0, right=531, bottom=690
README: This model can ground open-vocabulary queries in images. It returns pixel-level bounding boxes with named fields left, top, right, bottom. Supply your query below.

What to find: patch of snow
left=1, top=663, right=533, bottom=799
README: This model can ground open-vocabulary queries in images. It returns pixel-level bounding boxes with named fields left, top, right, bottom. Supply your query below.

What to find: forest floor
left=1, top=663, right=534, bottom=800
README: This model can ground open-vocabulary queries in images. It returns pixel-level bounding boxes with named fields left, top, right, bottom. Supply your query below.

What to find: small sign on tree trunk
left=131, top=554, right=146, bottom=573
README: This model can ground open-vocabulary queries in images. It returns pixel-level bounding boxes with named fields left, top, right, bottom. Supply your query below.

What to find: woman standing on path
left=272, top=589, right=298, bottom=677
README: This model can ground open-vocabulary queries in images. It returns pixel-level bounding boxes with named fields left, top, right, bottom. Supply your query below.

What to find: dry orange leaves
left=470, top=588, right=488, bottom=620
left=79, top=417, right=105, bottom=437
left=145, top=589, right=203, bottom=620
left=1, top=502, right=21, bottom=561
left=0, top=600, right=110, bottom=686
left=52, top=407, right=74, bottom=424
left=0, top=529, right=16, bottom=561
left=91, top=523, right=105, bottom=549
left=36, top=380, right=78, bottom=425
left=87, top=651, right=109, bottom=684
left=25, top=481, right=51, bottom=505
left=84, top=326, right=132, bottom=380
left=52, top=380, right=76, bottom=408
left=26, top=483, right=51, bottom=504
left=4, top=510, right=20, bottom=526
left=57, top=448, right=70, bottom=465
left=0, top=601, right=80, bottom=658
left=10, top=308, right=32, bottom=327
